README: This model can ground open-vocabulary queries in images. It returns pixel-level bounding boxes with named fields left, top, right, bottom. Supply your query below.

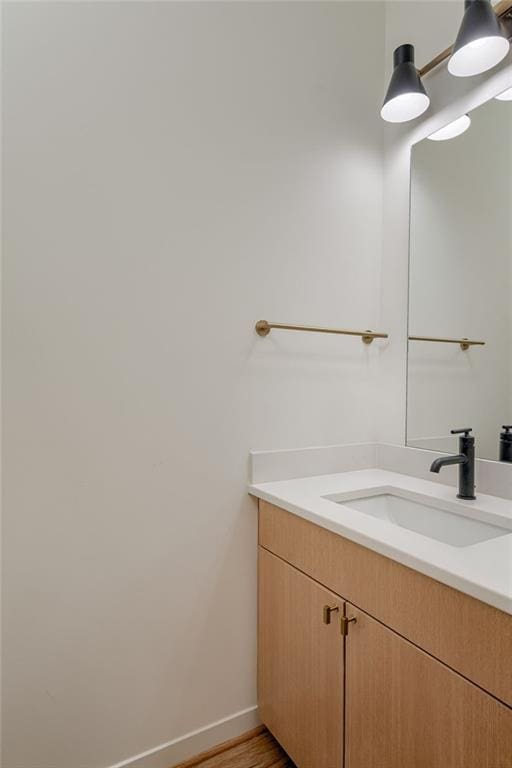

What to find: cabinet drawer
left=259, top=500, right=512, bottom=707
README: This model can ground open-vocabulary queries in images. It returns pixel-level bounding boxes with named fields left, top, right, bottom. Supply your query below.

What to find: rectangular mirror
left=407, top=95, right=512, bottom=462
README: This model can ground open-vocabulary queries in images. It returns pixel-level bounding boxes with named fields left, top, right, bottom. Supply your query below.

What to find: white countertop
left=249, top=469, right=512, bottom=615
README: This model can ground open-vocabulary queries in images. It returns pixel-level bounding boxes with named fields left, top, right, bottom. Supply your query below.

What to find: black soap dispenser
left=499, top=426, right=512, bottom=462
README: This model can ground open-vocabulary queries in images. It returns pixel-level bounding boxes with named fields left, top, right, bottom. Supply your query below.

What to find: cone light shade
left=448, top=0, right=510, bottom=77
left=381, top=44, right=430, bottom=123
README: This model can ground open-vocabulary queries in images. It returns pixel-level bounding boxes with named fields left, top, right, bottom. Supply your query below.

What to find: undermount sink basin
left=333, top=491, right=510, bottom=547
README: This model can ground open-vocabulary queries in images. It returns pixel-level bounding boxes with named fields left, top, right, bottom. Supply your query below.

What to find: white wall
left=1, top=3, right=385, bottom=767
left=379, top=0, right=512, bottom=447
left=407, top=99, right=512, bottom=459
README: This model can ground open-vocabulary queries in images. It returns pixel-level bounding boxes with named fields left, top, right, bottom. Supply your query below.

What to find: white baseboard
left=107, top=706, right=260, bottom=768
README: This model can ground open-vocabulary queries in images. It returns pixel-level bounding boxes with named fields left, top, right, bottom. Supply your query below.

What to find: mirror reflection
left=407, top=95, right=512, bottom=461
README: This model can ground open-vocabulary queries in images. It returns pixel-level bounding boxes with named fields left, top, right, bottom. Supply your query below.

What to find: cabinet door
left=258, top=547, right=344, bottom=768
left=345, top=603, right=512, bottom=768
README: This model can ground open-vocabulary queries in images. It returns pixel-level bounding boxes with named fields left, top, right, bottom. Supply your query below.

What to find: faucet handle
left=450, top=428, right=473, bottom=436
left=502, top=426, right=512, bottom=433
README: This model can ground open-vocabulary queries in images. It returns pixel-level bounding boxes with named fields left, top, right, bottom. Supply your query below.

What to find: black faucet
left=430, top=428, right=476, bottom=500
left=499, top=426, right=512, bottom=463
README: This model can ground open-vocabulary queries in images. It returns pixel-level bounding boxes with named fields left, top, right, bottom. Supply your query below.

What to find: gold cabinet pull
left=323, top=605, right=339, bottom=625
left=340, top=615, right=357, bottom=636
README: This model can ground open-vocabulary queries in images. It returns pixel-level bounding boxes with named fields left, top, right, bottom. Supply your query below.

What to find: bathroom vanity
left=251, top=466, right=512, bottom=768
left=250, top=82, right=512, bottom=768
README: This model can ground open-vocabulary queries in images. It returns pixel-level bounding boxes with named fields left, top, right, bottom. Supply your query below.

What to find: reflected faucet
left=430, top=428, right=476, bottom=500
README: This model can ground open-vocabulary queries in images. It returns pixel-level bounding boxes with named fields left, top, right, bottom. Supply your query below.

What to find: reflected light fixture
left=381, top=44, right=430, bottom=123
left=448, top=0, right=510, bottom=77
left=427, top=114, right=472, bottom=141
left=495, top=86, right=512, bottom=99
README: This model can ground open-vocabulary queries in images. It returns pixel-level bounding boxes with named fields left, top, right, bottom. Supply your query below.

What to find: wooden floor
left=173, top=726, right=296, bottom=768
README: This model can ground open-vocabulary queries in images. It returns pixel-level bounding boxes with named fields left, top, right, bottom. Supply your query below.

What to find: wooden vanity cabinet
left=259, top=501, right=512, bottom=706
left=258, top=501, right=512, bottom=768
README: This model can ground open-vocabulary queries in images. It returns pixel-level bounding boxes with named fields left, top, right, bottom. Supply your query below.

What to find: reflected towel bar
left=255, top=320, right=388, bottom=345
left=409, top=335, right=486, bottom=352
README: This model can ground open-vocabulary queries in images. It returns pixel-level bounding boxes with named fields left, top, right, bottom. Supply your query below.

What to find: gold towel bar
left=409, top=335, right=486, bottom=352
left=255, top=320, right=388, bottom=345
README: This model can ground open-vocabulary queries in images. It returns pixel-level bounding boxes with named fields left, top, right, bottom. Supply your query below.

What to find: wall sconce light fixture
left=448, top=0, right=510, bottom=77
left=381, top=1, right=512, bottom=122
left=381, top=44, right=430, bottom=123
